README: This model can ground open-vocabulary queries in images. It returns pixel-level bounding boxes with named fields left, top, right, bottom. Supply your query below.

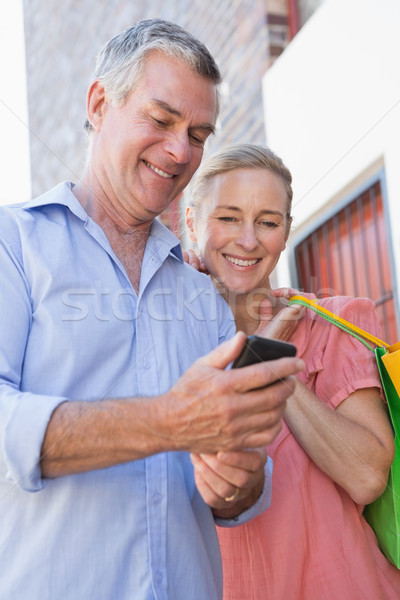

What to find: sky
left=0, top=0, right=31, bottom=205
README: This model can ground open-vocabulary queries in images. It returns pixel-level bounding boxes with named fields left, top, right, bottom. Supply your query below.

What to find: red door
left=295, top=180, right=397, bottom=343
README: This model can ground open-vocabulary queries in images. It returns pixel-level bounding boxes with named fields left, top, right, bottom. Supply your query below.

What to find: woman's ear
left=185, top=207, right=198, bottom=243
left=86, top=80, right=106, bottom=131
left=282, top=216, right=292, bottom=249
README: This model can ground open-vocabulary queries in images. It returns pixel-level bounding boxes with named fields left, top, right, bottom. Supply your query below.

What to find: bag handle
left=288, top=295, right=390, bottom=352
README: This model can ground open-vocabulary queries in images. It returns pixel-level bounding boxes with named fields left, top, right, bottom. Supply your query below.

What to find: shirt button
left=142, top=360, right=151, bottom=369
left=156, top=571, right=163, bottom=584
left=153, top=493, right=162, bottom=504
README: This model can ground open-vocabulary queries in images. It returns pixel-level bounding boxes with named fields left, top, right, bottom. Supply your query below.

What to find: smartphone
left=232, top=335, right=297, bottom=368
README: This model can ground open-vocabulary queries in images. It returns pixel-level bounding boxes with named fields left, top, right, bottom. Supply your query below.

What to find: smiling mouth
left=143, top=160, right=174, bottom=179
left=224, top=255, right=261, bottom=267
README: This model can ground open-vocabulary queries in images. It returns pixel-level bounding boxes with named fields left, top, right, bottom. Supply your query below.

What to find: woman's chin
left=211, top=274, right=262, bottom=297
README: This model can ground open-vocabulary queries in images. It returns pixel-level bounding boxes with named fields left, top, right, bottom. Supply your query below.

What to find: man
left=0, top=20, right=302, bottom=599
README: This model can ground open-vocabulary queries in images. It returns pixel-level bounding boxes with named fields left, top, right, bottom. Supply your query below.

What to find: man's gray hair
left=84, top=19, right=222, bottom=133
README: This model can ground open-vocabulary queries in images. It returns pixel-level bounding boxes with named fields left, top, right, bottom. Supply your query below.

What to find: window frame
left=288, top=167, right=400, bottom=339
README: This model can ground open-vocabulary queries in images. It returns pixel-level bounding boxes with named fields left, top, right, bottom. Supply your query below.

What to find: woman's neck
left=222, top=288, right=273, bottom=336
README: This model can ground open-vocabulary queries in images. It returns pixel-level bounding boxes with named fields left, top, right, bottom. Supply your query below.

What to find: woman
left=185, top=143, right=400, bottom=599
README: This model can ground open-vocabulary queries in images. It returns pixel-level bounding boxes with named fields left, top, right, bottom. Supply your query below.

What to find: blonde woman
left=185, top=143, right=400, bottom=599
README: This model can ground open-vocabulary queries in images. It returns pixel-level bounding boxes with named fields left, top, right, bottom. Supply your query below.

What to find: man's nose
left=164, top=131, right=191, bottom=164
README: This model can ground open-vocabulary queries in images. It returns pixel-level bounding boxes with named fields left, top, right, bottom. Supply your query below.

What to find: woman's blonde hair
left=190, top=143, right=293, bottom=221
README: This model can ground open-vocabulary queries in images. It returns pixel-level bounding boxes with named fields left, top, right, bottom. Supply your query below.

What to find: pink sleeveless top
left=217, top=296, right=400, bottom=600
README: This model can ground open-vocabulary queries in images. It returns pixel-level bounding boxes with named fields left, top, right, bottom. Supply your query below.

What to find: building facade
left=264, top=0, right=400, bottom=340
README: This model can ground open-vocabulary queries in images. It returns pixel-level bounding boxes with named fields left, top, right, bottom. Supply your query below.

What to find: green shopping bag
left=363, top=347, right=400, bottom=568
left=289, top=295, right=400, bottom=568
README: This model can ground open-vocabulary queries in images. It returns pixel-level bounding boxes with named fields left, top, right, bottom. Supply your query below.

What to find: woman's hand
left=182, top=249, right=209, bottom=274
left=190, top=448, right=268, bottom=518
left=256, top=296, right=305, bottom=341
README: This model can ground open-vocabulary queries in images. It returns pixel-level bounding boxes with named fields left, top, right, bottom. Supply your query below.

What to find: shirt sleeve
left=312, top=296, right=383, bottom=409
left=214, top=456, right=273, bottom=528
left=0, top=226, right=67, bottom=492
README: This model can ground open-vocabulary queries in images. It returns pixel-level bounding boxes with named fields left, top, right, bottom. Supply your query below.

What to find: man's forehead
left=141, top=50, right=216, bottom=91
left=151, top=99, right=182, bottom=117
left=131, top=50, right=219, bottom=122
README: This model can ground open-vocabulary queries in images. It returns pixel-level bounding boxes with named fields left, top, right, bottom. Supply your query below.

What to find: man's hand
left=163, top=332, right=304, bottom=454
left=41, top=332, right=304, bottom=479
left=190, top=449, right=267, bottom=517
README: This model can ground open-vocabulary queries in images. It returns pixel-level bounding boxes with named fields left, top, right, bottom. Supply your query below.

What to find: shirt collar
left=150, top=219, right=183, bottom=263
left=23, top=181, right=183, bottom=262
left=22, top=181, right=87, bottom=221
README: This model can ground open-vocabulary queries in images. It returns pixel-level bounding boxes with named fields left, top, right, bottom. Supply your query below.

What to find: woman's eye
left=218, top=216, right=236, bottom=222
left=260, top=220, right=278, bottom=228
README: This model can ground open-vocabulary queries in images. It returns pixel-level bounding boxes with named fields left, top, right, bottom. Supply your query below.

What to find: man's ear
left=86, top=80, right=106, bottom=131
left=185, top=207, right=198, bottom=243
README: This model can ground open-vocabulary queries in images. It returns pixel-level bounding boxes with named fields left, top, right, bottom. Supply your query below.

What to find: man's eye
left=153, top=117, right=167, bottom=126
left=189, top=134, right=206, bottom=146
left=218, top=216, right=236, bottom=222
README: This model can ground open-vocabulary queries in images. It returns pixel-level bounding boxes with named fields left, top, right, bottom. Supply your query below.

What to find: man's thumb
left=199, top=331, right=247, bottom=370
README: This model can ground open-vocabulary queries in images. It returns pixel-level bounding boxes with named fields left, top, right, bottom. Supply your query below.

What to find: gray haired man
left=0, top=19, right=302, bottom=599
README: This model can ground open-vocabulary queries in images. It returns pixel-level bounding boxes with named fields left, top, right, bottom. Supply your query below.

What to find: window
left=294, top=178, right=398, bottom=343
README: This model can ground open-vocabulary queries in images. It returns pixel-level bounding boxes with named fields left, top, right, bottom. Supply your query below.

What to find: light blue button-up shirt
left=0, top=182, right=272, bottom=599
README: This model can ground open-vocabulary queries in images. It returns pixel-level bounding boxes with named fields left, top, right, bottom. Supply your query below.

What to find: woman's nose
left=237, top=225, right=259, bottom=251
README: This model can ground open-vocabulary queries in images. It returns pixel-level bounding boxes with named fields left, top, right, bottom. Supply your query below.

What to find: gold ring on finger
left=224, top=487, right=240, bottom=502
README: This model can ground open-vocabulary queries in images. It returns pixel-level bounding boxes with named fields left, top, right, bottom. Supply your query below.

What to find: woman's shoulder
left=290, top=293, right=382, bottom=360
left=291, top=291, right=378, bottom=326
left=317, top=295, right=380, bottom=332
left=294, top=294, right=383, bottom=406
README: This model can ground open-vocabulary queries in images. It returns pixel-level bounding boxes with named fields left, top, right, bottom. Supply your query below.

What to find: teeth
left=225, top=255, right=259, bottom=267
left=144, top=161, right=173, bottom=179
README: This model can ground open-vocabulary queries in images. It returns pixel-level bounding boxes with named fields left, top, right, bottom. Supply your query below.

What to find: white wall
left=263, top=0, right=400, bottom=295
left=0, top=0, right=31, bottom=205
